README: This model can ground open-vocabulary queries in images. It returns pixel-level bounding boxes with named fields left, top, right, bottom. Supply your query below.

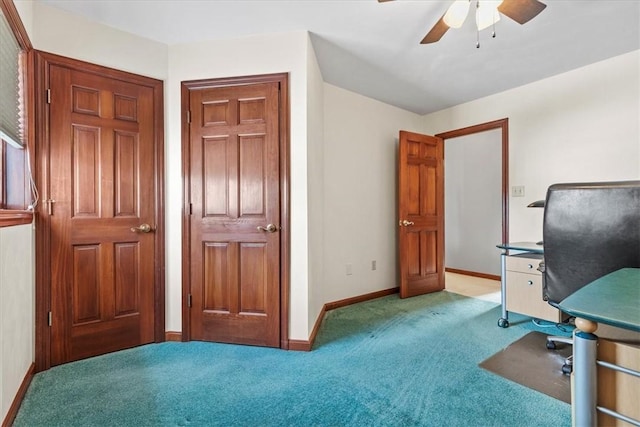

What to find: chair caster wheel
left=546, top=341, right=557, bottom=350
left=498, top=318, right=509, bottom=328
left=562, top=364, right=573, bottom=375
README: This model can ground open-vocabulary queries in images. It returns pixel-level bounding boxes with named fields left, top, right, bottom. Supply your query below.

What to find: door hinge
left=46, top=89, right=51, bottom=104
left=188, top=294, right=192, bottom=308
left=189, top=203, right=193, bottom=215
left=186, top=110, right=191, bottom=124
left=48, top=311, right=52, bottom=326
left=45, top=199, right=56, bottom=216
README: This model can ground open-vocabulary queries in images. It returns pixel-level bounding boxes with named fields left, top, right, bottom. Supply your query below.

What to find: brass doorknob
left=257, top=224, right=278, bottom=233
left=131, top=223, right=153, bottom=233
left=399, top=220, right=415, bottom=227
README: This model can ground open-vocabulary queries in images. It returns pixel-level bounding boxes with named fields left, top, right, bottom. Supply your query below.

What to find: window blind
left=0, top=7, right=24, bottom=148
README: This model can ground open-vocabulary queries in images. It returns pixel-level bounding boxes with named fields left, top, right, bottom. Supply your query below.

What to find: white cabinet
left=505, top=253, right=562, bottom=323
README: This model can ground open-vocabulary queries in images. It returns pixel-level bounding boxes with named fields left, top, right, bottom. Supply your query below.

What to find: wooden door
left=398, top=131, right=445, bottom=298
left=44, top=58, right=163, bottom=366
left=184, top=78, right=283, bottom=347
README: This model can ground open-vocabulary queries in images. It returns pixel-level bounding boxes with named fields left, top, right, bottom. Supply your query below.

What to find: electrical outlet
left=346, top=263, right=353, bottom=275
left=371, top=260, right=377, bottom=271
left=512, top=185, right=525, bottom=197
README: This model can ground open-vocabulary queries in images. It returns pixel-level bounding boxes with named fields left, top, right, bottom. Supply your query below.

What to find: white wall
left=0, top=223, right=34, bottom=422
left=322, top=84, right=424, bottom=303
left=424, top=50, right=640, bottom=243
left=306, top=38, right=326, bottom=330
left=28, top=1, right=167, bottom=80
left=445, top=129, right=502, bottom=276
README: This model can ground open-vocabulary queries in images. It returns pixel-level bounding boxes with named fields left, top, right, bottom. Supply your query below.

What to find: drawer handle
left=527, top=280, right=534, bottom=286
left=527, top=264, right=534, bottom=269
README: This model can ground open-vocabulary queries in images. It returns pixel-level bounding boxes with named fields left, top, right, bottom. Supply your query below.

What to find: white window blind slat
left=0, top=8, right=24, bottom=148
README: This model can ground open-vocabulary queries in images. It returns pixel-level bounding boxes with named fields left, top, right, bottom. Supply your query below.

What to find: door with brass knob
left=398, top=130, right=444, bottom=298
left=131, top=223, right=154, bottom=233
left=44, top=55, right=162, bottom=367
left=184, top=76, right=286, bottom=348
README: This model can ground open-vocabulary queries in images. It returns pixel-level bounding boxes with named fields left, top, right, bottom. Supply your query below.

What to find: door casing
left=33, top=51, right=165, bottom=372
left=181, top=73, right=290, bottom=349
left=436, top=118, right=509, bottom=246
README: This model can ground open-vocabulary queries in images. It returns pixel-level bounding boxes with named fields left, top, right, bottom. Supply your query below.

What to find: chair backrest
left=542, top=181, right=640, bottom=305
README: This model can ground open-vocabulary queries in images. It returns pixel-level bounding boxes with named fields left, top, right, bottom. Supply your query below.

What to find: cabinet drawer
left=506, top=255, right=542, bottom=274
left=506, top=271, right=561, bottom=322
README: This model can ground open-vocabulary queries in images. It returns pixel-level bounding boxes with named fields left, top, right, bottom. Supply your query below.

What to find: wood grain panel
left=238, top=97, right=266, bottom=124
left=114, top=131, right=137, bottom=216
left=73, top=125, right=100, bottom=217
left=407, top=164, right=420, bottom=216
left=423, top=230, right=437, bottom=274
left=239, top=135, right=266, bottom=217
left=203, top=242, right=231, bottom=313
left=72, top=86, right=99, bottom=116
left=239, top=243, right=267, bottom=314
left=203, top=101, right=230, bottom=126
left=115, top=131, right=138, bottom=217
left=407, top=231, right=420, bottom=277
left=114, top=94, right=137, bottom=121
left=407, top=141, right=420, bottom=158
left=423, top=165, right=437, bottom=216
left=115, top=242, right=139, bottom=317
left=73, top=245, right=100, bottom=324
left=203, top=137, right=229, bottom=217
left=597, top=331, right=640, bottom=426
left=421, top=143, right=437, bottom=159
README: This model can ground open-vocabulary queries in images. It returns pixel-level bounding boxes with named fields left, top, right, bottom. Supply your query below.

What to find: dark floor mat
left=479, top=331, right=571, bottom=403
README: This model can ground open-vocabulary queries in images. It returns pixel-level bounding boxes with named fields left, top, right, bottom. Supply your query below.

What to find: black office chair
left=541, top=181, right=640, bottom=374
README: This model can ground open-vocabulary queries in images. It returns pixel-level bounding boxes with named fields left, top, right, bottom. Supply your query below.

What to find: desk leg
left=498, top=251, right=509, bottom=328
left=573, top=327, right=598, bottom=427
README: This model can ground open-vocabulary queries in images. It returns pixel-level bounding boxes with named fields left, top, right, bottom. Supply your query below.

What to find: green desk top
left=496, top=241, right=544, bottom=254
left=558, top=268, right=640, bottom=333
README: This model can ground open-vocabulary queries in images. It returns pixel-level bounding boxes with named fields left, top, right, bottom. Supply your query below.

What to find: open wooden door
left=398, top=131, right=445, bottom=298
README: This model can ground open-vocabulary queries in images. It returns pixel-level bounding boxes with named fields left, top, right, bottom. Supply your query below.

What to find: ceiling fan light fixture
left=443, top=0, right=471, bottom=29
left=476, top=0, right=503, bottom=31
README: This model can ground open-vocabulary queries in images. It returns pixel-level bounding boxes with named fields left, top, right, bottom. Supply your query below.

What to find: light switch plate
left=512, top=185, right=525, bottom=197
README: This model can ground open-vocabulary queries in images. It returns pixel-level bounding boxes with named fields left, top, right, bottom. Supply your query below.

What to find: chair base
left=547, top=335, right=573, bottom=375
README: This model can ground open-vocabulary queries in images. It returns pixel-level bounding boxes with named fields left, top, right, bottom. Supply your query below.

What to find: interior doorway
left=436, top=119, right=509, bottom=281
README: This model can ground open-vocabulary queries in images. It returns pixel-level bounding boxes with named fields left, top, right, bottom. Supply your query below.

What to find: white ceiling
left=37, top=0, right=640, bottom=115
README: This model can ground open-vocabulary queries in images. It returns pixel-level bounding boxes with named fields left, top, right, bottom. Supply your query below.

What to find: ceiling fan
left=379, top=0, right=547, bottom=45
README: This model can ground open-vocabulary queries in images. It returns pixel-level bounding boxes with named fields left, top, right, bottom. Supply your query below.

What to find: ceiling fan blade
left=421, top=16, right=450, bottom=44
left=498, top=0, right=547, bottom=25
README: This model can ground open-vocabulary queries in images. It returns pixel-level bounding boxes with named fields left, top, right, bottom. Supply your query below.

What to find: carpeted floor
left=13, top=291, right=572, bottom=426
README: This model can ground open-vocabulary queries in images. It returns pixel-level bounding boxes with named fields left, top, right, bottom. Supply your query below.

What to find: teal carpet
left=13, top=291, right=570, bottom=426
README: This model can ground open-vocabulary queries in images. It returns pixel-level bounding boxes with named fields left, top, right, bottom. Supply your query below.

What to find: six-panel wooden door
left=47, top=62, right=159, bottom=365
left=185, top=80, right=282, bottom=347
left=398, top=131, right=445, bottom=298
